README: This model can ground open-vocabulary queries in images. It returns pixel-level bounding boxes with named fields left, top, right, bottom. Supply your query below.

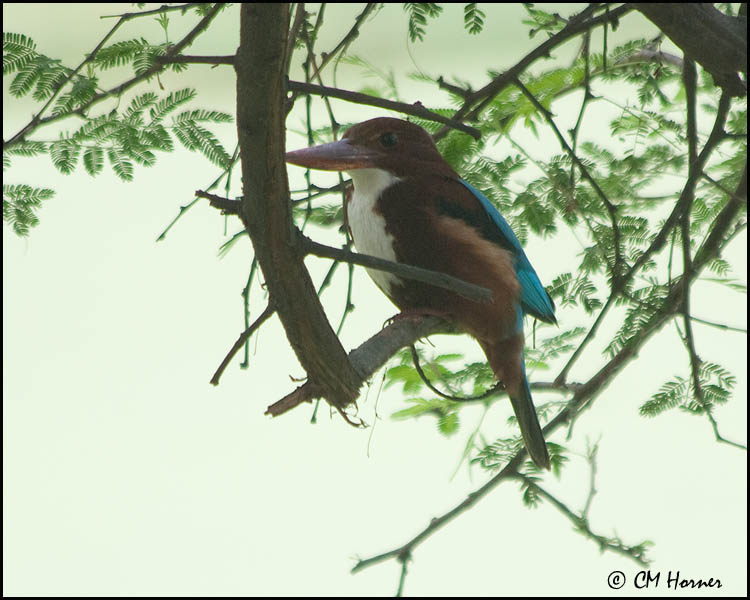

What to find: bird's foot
left=383, top=308, right=452, bottom=329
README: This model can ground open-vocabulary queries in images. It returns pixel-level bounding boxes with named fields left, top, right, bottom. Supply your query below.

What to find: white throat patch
left=348, top=168, right=401, bottom=295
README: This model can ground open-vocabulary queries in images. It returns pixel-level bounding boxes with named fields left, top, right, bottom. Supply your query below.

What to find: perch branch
left=265, top=315, right=458, bottom=417
left=298, top=233, right=493, bottom=304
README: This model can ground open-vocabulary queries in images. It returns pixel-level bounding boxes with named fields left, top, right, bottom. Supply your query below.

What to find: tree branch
left=556, top=90, right=734, bottom=384
left=265, top=315, right=458, bottom=417
left=236, top=3, right=361, bottom=410
left=513, top=77, right=623, bottom=283
left=286, top=80, right=481, bottom=139
left=210, top=303, right=276, bottom=385
left=434, top=3, right=634, bottom=140
left=298, top=232, right=493, bottom=304
left=634, top=3, right=747, bottom=97
left=196, top=189, right=242, bottom=214
left=352, top=447, right=528, bottom=576
left=518, top=474, right=650, bottom=566
left=154, top=62, right=483, bottom=138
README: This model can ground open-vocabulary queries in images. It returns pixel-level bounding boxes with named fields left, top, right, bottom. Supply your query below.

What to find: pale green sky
left=4, top=3, right=747, bottom=596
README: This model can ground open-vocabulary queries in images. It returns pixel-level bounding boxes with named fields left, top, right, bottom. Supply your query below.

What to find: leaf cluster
left=402, top=3, right=486, bottom=42
left=641, top=362, right=737, bottom=417
left=4, top=28, right=233, bottom=235
left=2, top=184, right=54, bottom=236
left=5, top=85, right=232, bottom=179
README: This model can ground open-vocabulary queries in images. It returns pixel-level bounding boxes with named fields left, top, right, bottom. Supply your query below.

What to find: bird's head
left=285, top=117, right=457, bottom=178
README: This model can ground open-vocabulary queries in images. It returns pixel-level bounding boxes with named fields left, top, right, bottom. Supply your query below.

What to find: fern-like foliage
left=403, top=3, right=443, bottom=42
left=2, top=184, right=54, bottom=236
left=4, top=14, right=233, bottom=236
left=3, top=32, right=37, bottom=75
left=641, top=362, right=736, bottom=417
left=4, top=84, right=232, bottom=187
left=9, top=54, right=69, bottom=101
left=463, top=4, right=485, bottom=35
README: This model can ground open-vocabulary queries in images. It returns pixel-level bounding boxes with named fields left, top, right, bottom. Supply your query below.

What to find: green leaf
left=174, top=109, right=233, bottom=124
left=149, top=88, right=197, bottom=122
left=94, top=38, right=151, bottom=70
left=3, top=32, right=38, bottom=75
left=49, top=139, right=81, bottom=174
left=53, top=75, right=98, bottom=116
left=3, top=183, right=54, bottom=236
left=385, top=364, right=424, bottom=394
left=438, top=412, right=460, bottom=436
left=172, top=121, right=231, bottom=168
left=463, top=3, right=485, bottom=34
left=83, top=146, right=104, bottom=176
left=391, top=398, right=440, bottom=420
left=403, top=3, right=443, bottom=42
left=107, top=146, right=134, bottom=181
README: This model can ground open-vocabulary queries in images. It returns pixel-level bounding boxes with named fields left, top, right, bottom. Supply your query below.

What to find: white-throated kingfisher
left=286, top=118, right=556, bottom=469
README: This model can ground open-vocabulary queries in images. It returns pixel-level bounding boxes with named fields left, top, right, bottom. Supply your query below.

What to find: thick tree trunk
left=235, top=4, right=362, bottom=409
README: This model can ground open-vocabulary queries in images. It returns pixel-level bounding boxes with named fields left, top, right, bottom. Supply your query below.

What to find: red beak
left=285, top=139, right=378, bottom=171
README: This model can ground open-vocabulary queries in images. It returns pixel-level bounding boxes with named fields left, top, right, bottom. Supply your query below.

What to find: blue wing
left=458, top=179, right=556, bottom=324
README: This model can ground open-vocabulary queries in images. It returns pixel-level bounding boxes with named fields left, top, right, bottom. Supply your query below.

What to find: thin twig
left=298, top=232, right=493, bottom=304
left=556, top=91, right=734, bottom=384
left=287, top=80, right=481, bottom=139
left=156, top=145, right=241, bottom=241
left=569, top=30, right=593, bottom=186
left=409, top=345, right=504, bottom=402
left=518, top=474, right=650, bottom=566
left=210, top=303, right=276, bottom=385
left=195, top=189, right=242, bottom=213
left=679, top=58, right=708, bottom=424
left=689, top=316, right=747, bottom=334
left=433, top=3, right=633, bottom=141
left=581, top=439, right=599, bottom=520
left=100, top=3, right=202, bottom=19
left=160, top=54, right=233, bottom=65
left=284, top=2, right=306, bottom=78
left=513, top=77, right=623, bottom=283
left=352, top=453, right=527, bottom=574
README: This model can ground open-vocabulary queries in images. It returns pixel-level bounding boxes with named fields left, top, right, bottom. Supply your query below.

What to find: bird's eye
left=379, top=132, right=398, bottom=148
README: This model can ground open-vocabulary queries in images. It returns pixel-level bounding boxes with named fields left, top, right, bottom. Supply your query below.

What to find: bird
left=286, top=117, right=556, bottom=469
